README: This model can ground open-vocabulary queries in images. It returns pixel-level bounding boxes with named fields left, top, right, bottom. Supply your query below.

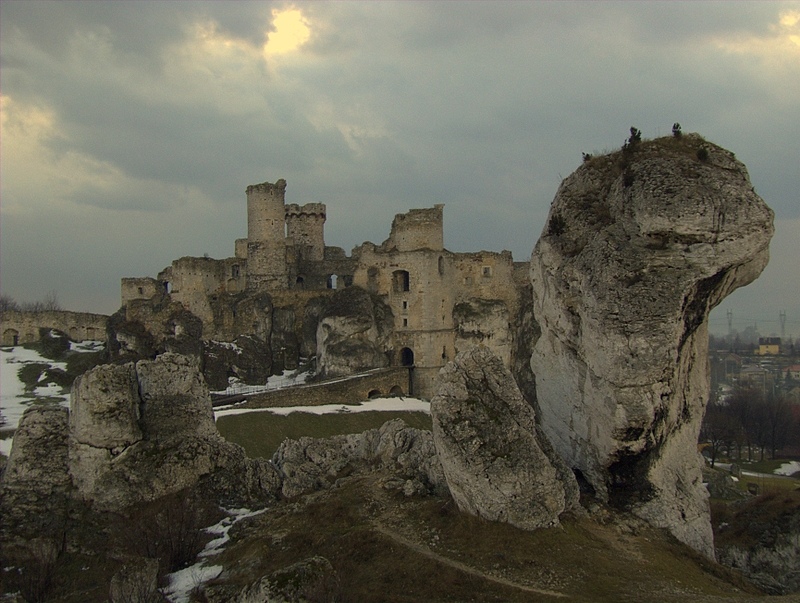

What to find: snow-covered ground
left=1, top=346, right=67, bottom=456
left=214, top=396, right=430, bottom=418
left=0, top=341, right=105, bottom=456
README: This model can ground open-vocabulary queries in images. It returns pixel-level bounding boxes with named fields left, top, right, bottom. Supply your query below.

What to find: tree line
left=701, top=385, right=799, bottom=467
left=0, top=292, right=62, bottom=312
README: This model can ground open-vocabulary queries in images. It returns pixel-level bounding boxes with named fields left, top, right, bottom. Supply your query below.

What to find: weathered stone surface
left=453, top=298, right=513, bottom=367
left=272, top=418, right=445, bottom=499
left=136, top=353, right=217, bottom=440
left=67, top=353, right=280, bottom=511
left=529, top=135, right=774, bottom=556
left=0, top=404, right=71, bottom=548
left=270, top=307, right=300, bottom=373
left=316, top=287, right=393, bottom=378
left=431, top=346, right=578, bottom=530
left=70, top=363, right=142, bottom=450
left=237, top=556, right=338, bottom=603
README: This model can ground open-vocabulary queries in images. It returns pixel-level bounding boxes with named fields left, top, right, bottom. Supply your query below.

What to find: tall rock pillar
left=529, top=134, right=773, bottom=557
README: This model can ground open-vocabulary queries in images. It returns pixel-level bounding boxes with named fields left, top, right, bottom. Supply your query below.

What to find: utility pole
left=779, top=310, right=786, bottom=340
left=727, top=309, right=733, bottom=338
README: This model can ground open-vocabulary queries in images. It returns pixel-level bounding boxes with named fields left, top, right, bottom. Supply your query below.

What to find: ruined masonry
left=121, top=179, right=529, bottom=397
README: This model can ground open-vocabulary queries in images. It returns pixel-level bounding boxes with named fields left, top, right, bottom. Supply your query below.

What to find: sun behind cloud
left=264, top=7, right=311, bottom=56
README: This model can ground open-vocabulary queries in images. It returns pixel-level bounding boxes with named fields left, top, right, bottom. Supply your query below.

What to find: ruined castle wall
left=450, top=251, right=519, bottom=311
left=121, top=278, right=163, bottom=306
left=247, top=180, right=288, bottom=290
left=159, top=257, right=230, bottom=329
left=286, top=203, right=326, bottom=262
left=1, top=310, right=108, bottom=345
left=386, top=205, right=444, bottom=252
left=352, top=245, right=458, bottom=397
left=235, top=238, right=248, bottom=260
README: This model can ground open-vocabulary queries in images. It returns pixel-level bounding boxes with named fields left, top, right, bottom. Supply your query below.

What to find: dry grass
left=200, top=476, right=772, bottom=603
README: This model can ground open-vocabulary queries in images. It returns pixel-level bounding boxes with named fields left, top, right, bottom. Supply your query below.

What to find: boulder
left=0, top=404, right=71, bottom=549
left=272, top=419, right=445, bottom=499
left=316, top=287, right=393, bottom=378
left=237, top=557, right=338, bottom=603
left=70, top=362, right=142, bottom=450
left=68, top=353, right=280, bottom=511
left=431, top=346, right=578, bottom=530
left=529, top=134, right=773, bottom=556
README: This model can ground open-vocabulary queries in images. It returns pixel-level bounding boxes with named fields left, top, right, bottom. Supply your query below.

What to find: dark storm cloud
left=0, top=1, right=797, bottom=334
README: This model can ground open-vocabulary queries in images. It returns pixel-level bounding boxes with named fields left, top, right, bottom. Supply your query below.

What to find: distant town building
left=757, top=336, right=781, bottom=356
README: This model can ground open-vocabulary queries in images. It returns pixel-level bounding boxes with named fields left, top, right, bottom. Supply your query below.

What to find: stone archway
left=400, top=347, right=414, bottom=367
left=3, top=328, right=19, bottom=346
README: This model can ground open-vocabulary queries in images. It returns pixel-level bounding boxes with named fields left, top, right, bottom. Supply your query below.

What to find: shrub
left=672, top=122, right=682, bottom=138
left=548, top=213, right=566, bottom=236
left=18, top=363, right=48, bottom=391
left=697, top=147, right=709, bottom=162
left=582, top=152, right=593, bottom=162
left=38, top=329, right=71, bottom=360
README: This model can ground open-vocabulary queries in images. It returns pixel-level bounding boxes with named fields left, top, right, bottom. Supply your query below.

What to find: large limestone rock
left=530, top=135, right=773, bottom=556
left=316, top=286, right=393, bottom=378
left=0, top=404, right=71, bottom=549
left=431, top=346, right=578, bottom=530
left=68, top=353, right=280, bottom=511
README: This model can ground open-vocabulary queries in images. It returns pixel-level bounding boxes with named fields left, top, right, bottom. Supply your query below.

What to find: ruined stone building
left=120, top=179, right=529, bottom=397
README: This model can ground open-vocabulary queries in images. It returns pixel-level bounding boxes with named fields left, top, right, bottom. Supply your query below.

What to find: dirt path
left=371, top=522, right=567, bottom=599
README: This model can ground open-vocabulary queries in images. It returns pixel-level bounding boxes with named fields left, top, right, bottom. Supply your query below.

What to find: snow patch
left=775, top=460, right=800, bottom=477
left=211, top=365, right=313, bottom=397
left=163, top=507, right=266, bottom=602
left=1, top=346, right=69, bottom=440
left=215, top=396, right=430, bottom=418
left=69, top=340, right=105, bottom=353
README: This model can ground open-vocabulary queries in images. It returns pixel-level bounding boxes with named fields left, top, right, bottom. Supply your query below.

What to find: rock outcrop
left=0, top=404, right=71, bottom=549
left=236, top=557, right=338, bottom=603
left=316, top=286, right=394, bottom=378
left=272, top=418, right=445, bottom=499
left=431, top=346, right=578, bottom=530
left=0, top=353, right=281, bottom=554
left=108, top=290, right=278, bottom=388
left=68, top=353, right=280, bottom=511
left=529, top=134, right=774, bottom=556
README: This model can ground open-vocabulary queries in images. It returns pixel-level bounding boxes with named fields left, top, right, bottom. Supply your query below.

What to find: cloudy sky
left=1, top=1, right=798, bottom=338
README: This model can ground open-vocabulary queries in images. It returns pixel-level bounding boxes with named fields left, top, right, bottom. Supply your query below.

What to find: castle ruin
left=121, top=179, right=529, bottom=397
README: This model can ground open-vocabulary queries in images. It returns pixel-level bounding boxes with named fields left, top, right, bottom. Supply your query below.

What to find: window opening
left=393, top=270, right=410, bottom=293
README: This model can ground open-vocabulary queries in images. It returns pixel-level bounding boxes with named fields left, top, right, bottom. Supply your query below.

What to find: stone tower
left=246, top=179, right=288, bottom=290
left=286, top=203, right=326, bottom=262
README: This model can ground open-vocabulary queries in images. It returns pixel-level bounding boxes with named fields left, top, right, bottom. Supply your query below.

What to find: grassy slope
left=201, top=475, right=789, bottom=603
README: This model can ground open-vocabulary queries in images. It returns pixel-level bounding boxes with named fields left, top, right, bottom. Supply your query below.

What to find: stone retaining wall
left=239, top=367, right=412, bottom=408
